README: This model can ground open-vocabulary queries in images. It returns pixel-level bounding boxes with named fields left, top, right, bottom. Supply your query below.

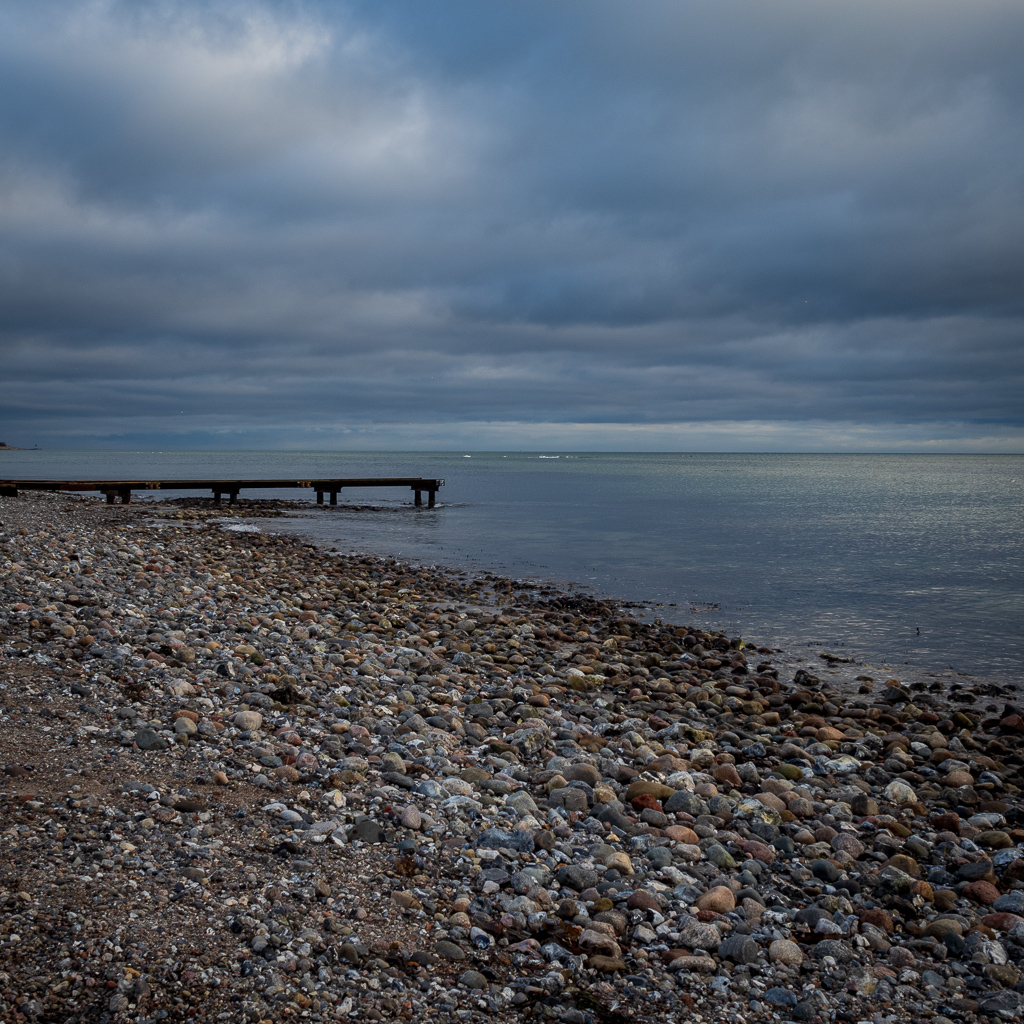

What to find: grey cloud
left=0, top=0, right=1022, bottom=448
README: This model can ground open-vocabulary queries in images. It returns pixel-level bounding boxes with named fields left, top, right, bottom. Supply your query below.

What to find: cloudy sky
left=1, top=0, right=1023, bottom=450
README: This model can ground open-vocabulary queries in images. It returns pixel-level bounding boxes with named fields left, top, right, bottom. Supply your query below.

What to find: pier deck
left=0, top=477, right=445, bottom=507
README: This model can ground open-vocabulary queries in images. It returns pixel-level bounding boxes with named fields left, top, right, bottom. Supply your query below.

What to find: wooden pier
left=0, top=477, right=445, bottom=507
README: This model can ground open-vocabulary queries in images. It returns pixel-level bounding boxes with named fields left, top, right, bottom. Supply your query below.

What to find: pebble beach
left=3, top=491, right=1024, bottom=1024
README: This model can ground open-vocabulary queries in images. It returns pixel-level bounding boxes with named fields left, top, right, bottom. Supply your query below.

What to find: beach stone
left=984, top=965, right=1020, bottom=991
left=605, top=852, right=634, bottom=875
left=173, top=716, right=197, bottom=736
left=740, top=839, right=776, bottom=864
left=664, top=825, right=699, bottom=844
left=811, top=859, right=842, bottom=883
left=626, top=891, right=661, bottom=912
left=787, top=797, right=814, bottom=818
left=889, top=946, right=916, bottom=968
left=588, top=955, right=626, bottom=973
left=478, top=828, right=534, bottom=852
left=860, top=909, right=894, bottom=933
left=557, top=865, right=599, bottom=892
left=648, top=846, right=672, bottom=869
left=233, top=710, right=263, bottom=731
left=579, top=929, right=622, bottom=958
left=459, top=970, right=488, bottom=989
left=352, top=819, right=385, bottom=844
left=887, top=854, right=920, bottom=877
left=958, top=860, right=995, bottom=881
left=664, top=791, right=706, bottom=816
left=983, top=912, right=1023, bottom=932
left=435, top=940, right=467, bottom=961
left=679, top=919, right=722, bottom=951
left=134, top=728, right=169, bottom=751
left=924, top=919, right=962, bottom=940
left=963, top=880, right=1000, bottom=905
left=718, top=934, right=759, bottom=964
left=831, top=833, right=864, bottom=858
left=625, top=780, right=673, bottom=802
left=741, top=897, right=765, bottom=924
left=945, top=769, right=974, bottom=787
left=392, top=891, right=422, bottom=911
left=708, top=847, right=737, bottom=870
left=400, top=805, right=422, bottom=830
left=884, top=780, right=917, bottom=805
left=765, top=987, right=798, bottom=1008
left=562, top=763, right=601, bottom=786
left=812, top=939, right=854, bottom=963
left=549, top=787, right=589, bottom=812
left=695, top=886, right=735, bottom=914
left=755, top=791, right=786, bottom=813
left=850, top=793, right=879, bottom=816
left=980, top=830, right=1013, bottom=849
left=769, top=939, right=804, bottom=965
left=994, top=891, right=1024, bottom=914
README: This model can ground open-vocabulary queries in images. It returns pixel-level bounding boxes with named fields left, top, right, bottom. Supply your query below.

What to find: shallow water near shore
left=4, top=449, right=1023, bottom=682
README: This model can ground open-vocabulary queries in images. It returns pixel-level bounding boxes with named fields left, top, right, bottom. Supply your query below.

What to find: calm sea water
left=4, top=450, right=1022, bottom=681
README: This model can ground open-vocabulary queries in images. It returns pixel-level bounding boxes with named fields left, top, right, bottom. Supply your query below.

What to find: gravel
left=1, top=490, right=1024, bottom=1023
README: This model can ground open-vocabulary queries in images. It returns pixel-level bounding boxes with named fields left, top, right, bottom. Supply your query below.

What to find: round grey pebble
left=435, top=939, right=467, bottom=961
left=718, top=934, right=760, bottom=964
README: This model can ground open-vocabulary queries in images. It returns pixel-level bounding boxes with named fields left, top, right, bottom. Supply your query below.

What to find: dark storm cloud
left=0, top=0, right=1022, bottom=449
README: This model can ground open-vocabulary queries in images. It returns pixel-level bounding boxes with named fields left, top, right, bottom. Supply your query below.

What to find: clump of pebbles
left=2, top=491, right=1024, bottom=1024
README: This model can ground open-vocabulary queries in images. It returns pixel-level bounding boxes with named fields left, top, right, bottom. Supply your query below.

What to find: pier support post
left=104, top=490, right=116, bottom=505
left=316, top=491, right=324, bottom=505
left=228, top=491, right=238, bottom=505
left=330, top=492, right=338, bottom=505
left=119, top=489, right=132, bottom=504
left=428, top=490, right=436, bottom=508
left=213, top=491, right=221, bottom=506
left=414, top=490, right=422, bottom=506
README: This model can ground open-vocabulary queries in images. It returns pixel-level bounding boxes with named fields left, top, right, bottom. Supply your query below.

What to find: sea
left=3, top=450, right=1022, bottom=685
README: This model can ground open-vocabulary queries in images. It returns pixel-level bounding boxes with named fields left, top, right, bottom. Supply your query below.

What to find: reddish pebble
left=982, top=912, right=1024, bottom=931
left=962, top=880, right=1001, bottom=905
left=860, top=909, right=894, bottom=933
left=664, top=825, right=699, bottom=844
left=931, top=811, right=961, bottom=832
left=740, top=839, right=776, bottom=863
left=626, top=891, right=661, bottom=912
left=630, top=793, right=663, bottom=813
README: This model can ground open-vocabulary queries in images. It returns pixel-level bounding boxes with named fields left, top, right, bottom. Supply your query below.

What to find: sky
left=1, top=0, right=1023, bottom=452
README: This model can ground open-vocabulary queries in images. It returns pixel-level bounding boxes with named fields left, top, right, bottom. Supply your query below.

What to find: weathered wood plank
left=0, top=477, right=445, bottom=503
